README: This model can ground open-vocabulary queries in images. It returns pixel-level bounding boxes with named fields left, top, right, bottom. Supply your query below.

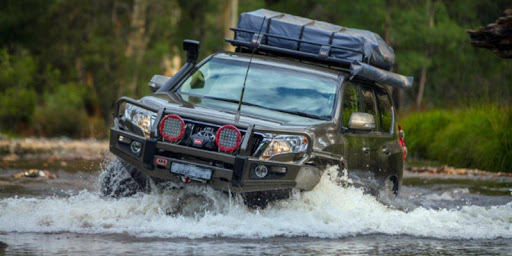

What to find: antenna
left=234, top=17, right=267, bottom=124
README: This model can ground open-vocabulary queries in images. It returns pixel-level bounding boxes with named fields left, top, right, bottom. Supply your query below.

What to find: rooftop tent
left=230, top=9, right=413, bottom=89
left=235, top=9, right=395, bottom=70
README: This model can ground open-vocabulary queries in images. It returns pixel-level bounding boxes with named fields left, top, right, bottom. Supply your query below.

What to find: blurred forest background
left=0, top=0, right=511, bottom=171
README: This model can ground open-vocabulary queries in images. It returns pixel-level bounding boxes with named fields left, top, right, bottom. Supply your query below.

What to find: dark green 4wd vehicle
left=103, top=10, right=412, bottom=207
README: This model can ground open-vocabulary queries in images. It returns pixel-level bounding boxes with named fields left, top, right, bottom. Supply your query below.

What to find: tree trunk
left=415, top=0, right=434, bottom=110
left=223, top=0, right=238, bottom=51
left=384, top=0, right=402, bottom=112
left=162, top=46, right=182, bottom=77
left=416, top=66, right=427, bottom=109
left=125, top=0, right=149, bottom=96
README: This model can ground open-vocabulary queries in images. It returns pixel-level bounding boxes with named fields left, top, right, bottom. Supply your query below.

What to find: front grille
left=159, top=117, right=263, bottom=156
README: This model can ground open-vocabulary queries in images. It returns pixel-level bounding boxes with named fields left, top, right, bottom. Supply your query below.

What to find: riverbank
left=0, top=137, right=108, bottom=162
left=400, top=105, right=512, bottom=173
left=405, top=165, right=512, bottom=177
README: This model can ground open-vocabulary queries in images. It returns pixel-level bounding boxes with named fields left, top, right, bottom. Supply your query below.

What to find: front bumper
left=110, top=128, right=316, bottom=193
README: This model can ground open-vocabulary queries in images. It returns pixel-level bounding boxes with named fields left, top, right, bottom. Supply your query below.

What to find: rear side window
left=376, top=90, right=393, bottom=133
left=342, top=83, right=359, bottom=127
left=360, top=87, right=377, bottom=121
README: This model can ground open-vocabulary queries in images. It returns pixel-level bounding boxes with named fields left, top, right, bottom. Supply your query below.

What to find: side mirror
left=183, top=39, right=200, bottom=64
left=148, top=75, right=171, bottom=92
left=348, top=112, right=375, bottom=131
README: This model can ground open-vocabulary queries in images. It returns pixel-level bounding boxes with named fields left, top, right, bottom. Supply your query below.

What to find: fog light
left=118, top=135, right=132, bottom=144
left=254, top=165, right=268, bottom=178
left=271, top=166, right=287, bottom=174
left=130, top=141, right=142, bottom=154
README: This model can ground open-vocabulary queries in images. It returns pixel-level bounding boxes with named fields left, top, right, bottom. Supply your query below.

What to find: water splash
left=0, top=164, right=511, bottom=239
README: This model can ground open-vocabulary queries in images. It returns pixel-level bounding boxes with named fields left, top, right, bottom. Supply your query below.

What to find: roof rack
left=225, top=28, right=413, bottom=90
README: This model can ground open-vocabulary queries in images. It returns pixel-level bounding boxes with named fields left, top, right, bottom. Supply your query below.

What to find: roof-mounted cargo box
left=226, top=9, right=413, bottom=89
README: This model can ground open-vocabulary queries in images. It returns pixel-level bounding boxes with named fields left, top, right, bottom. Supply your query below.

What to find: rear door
left=373, top=88, right=403, bottom=179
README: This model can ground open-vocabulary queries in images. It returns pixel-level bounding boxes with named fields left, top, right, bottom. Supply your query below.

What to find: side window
left=376, top=90, right=393, bottom=133
left=360, top=87, right=377, bottom=126
left=342, top=82, right=359, bottom=127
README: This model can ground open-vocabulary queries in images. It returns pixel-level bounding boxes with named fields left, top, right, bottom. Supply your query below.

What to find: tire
left=242, top=192, right=270, bottom=209
left=389, top=175, right=400, bottom=195
left=100, top=157, right=151, bottom=197
left=242, top=189, right=291, bottom=209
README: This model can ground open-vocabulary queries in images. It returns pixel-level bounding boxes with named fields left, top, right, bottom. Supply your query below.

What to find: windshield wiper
left=258, top=107, right=330, bottom=120
left=202, top=96, right=330, bottom=120
left=202, top=95, right=240, bottom=104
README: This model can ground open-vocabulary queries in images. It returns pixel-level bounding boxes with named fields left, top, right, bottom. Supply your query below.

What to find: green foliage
left=401, top=106, right=512, bottom=172
left=0, top=87, right=37, bottom=130
left=32, top=83, right=90, bottom=137
left=0, top=48, right=38, bottom=133
left=0, top=48, right=36, bottom=90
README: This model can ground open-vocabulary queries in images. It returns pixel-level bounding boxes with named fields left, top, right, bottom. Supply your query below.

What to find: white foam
left=1, top=167, right=511, bottom=239
left=424, top=188, right=470, bottom=201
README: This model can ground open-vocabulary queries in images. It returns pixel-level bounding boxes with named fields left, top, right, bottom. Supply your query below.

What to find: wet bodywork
left=109, top=52, right=404, bottom=196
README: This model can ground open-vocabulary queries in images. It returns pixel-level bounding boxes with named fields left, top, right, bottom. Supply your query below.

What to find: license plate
left=170, top=162, right=212, bottom=180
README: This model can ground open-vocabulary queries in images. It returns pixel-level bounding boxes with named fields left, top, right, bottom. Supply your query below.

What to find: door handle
left=382, top=147, right=391, bottom=155
left=362, top=147, right=370, bottom=154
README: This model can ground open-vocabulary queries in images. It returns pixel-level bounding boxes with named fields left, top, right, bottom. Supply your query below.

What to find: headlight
left=123, top=103, right=156, bottom=138
left=260, top=135, right=308, bottom=160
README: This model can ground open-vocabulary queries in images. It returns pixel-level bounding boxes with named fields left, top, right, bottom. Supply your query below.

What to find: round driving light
left=254, top=165, right=269, bottom=178
left=130, top=141, right=142, bottom=154
left=216, top=125, right=242, bottom=152
left=159, top=114, right=185, bottom=142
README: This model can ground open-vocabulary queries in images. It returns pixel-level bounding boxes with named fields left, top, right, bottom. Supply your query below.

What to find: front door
left=340, top=81, right=371, bottom=173
left=340, top=81, right=395, bottom=190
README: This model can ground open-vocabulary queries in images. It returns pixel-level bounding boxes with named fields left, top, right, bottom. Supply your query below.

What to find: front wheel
left=242, top=189, right=292, bottom=209
left=100, top=157, right=151, bottom=197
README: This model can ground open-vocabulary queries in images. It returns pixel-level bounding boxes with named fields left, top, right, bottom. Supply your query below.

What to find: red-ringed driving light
left=159, top=114, right=185, bottom=142
left=216, top=125, right=242, bottom=153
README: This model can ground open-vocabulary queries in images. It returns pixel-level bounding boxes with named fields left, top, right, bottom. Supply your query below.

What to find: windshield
left=178, top=57, right=339, bottom=120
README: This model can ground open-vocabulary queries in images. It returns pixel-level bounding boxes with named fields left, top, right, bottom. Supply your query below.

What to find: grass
left=400, top=105, right=512, bottom=172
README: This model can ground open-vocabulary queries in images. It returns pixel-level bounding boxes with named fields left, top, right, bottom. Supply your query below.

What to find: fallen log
left=468, top=9, right=512, bottom=58
left=406, top=165, right=512, bottom=177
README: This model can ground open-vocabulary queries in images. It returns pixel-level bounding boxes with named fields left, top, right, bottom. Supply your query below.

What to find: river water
left=0, top=158, right=511, bottom=255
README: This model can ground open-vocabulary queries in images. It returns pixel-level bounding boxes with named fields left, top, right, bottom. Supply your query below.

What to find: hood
left=140, top=92, right=330, bottom=131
